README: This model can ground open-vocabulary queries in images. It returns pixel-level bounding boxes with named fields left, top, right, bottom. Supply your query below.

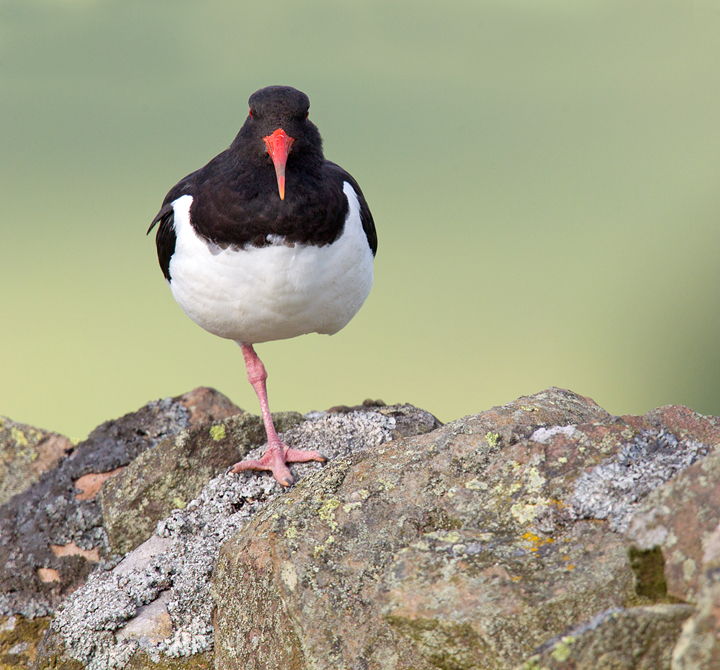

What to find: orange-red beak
left=263, top=128, right=295, bottom=200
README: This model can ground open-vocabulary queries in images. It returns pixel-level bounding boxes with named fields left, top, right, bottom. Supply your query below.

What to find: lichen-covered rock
left=516, top=604, right=694, bottom=670
left=671, top=570, right=720, bottom=668
left=0, top=417, right=73, bottom=507
left=325, top=399, right=442, bottom=439
left=622, top=409, right=720, bottom=666
left=211, top=388, right=718, bottom=670
left=34, top=404, right=439, bottom=670
left=98, top=411, right=301, bottom=555
left=0, top=388, right=241, bottom=618
left=627, top=440, right=720, bottom=603
left=668, top=523, right=720, bottom=668
left=27, top=388, right=720, bottom=669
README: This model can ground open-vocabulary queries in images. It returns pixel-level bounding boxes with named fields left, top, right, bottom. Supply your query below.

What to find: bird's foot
left=230, top=442, right=325, bottom=487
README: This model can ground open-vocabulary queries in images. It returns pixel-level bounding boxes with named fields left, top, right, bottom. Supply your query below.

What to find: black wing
left=148, top=173, right=199, bottom=281
left=147, top=202, right=176, bottom=282
left=324, top=162, right=377, bottom=256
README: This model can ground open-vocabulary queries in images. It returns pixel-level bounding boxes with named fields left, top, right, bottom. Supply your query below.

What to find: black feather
left=148, top=202, right=176, bottom=281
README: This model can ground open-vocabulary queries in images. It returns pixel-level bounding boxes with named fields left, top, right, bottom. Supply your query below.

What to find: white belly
left=167, top=183, right=374, bottom=344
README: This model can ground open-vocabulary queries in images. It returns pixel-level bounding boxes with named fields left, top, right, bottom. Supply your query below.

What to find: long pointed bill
left=263, top=128, right=295, bottom=200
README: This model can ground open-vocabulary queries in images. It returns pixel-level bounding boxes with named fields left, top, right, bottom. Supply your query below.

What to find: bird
left=148, top=85, right=377, bottom=487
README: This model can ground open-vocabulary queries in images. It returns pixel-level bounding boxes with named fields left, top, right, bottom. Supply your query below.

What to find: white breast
left=167, top=183, right=374, bottom=345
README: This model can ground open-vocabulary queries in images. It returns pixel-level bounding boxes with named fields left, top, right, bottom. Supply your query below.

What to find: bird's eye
left=305, top=111, right=309, bottom=119
left=249, top=108, right=253, bottom=117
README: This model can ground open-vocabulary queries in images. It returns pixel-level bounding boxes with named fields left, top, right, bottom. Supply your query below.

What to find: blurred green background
left=1, top=0, right=720, bottom=440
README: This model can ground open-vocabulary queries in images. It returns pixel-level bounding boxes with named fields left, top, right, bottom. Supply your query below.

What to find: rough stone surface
left=668, top=522, right=720, bottom=669
left=627, top=441, right=720, bottom=603
left=0, top=614, right=51, bottom=669
left=0, top=417, right=73, bottom=507
left=211, top=388, right=719, bottom=670
left=98, top=411, right=301, bottom=555
left=34, top=404, right=439, bottom=670
left=22, top=388, right=720, bottom=669
left=0, top=388, right=241, bottom=618
left=515, top=604, right=695, bottom=670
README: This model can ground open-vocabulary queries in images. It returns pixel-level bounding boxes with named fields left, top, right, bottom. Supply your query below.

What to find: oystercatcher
left=148, top=86, right=377, bottom=487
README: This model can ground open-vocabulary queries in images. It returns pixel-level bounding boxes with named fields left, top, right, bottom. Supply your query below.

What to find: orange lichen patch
left=37, top=568, right=60, bottom=583
left=522, top=532, right=555, bottom=553
left=50, top=541, right=100, bottom=562
left=74, top=466, right=125, bottom=500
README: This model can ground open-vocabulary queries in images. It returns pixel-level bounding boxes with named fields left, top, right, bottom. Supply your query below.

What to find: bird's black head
left=232, top=86, right=324, bottom=200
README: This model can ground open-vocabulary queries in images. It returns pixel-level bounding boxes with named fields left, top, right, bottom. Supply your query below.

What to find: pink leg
left=230, top=344, right=325, bottom=486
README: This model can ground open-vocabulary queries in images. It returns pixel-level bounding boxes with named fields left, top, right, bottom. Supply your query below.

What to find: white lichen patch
left=572, top=428, right=709, bottom=533
left=530, top=425, right=576, bottom=444
left=280, top=561, right=298, bottom=591
left=682, top=557, right=697, bottom=582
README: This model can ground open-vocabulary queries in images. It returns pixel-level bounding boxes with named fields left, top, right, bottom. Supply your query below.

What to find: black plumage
left=148, top=86, right=376, bottom=265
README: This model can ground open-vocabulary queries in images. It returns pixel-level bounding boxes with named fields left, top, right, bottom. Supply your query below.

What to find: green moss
left=126, top=650, right=214, bottom=669
left=0, top=616, right=51, bottom=669
left=628, top=545, right=683, bottom=602
left=4, top=616, right=68, bottom=670
left=485, top=432, right=500, bottom=447
left=385, top=615, right=498, bottom=670
left=33, top=654, right=84, bottom=670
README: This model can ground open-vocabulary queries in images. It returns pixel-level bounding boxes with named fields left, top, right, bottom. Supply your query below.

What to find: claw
left=231, top=443, right=325, bottom=487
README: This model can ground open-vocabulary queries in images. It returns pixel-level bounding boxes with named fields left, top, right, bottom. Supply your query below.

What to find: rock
left=0, top=417, right=73, bottom=507
left=627, top=438, right=720, bottom=603
left=669, top=524, right=720, bottom=668
left=34, top=404, right=439, bottom=669
left=621, top=408, right=720, bottom=665
left=98, top=411, right=302, bottom=555
left=515, top=604, right=694, bottom=670
left=0, top=613, right=51, bottom=669
left=670, top=546, right=720, bottom=668
left=211, top=388, right=718, bottom=670
left=324, top=398, right=443, bottom=439
left=27, top=388, right=720, bottom=669
left=0, top=388, right=241, bottom=618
